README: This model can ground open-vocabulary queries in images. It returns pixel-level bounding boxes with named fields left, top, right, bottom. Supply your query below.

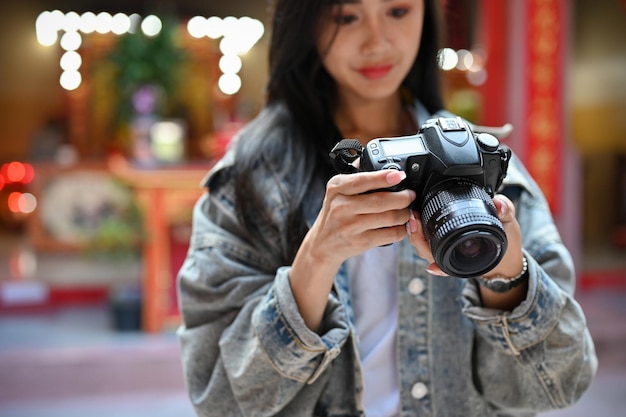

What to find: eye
left=389, top=7, right=409, bottom=18
left=333, top=13, right=358, bottom=25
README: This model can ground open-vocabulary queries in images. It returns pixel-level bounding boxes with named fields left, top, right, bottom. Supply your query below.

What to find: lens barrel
left=421, top=179, right=507, bottom=278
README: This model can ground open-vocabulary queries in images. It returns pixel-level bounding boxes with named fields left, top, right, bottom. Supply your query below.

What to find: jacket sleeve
left=461, top=156, right=598, bottom=412
left=176, top=165, right=350, bottom=417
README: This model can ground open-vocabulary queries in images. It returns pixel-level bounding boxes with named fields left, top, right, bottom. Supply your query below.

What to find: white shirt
left=346, top=243, right=400, bottom=417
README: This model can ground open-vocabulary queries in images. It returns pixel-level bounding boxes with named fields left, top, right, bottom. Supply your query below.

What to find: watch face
left=480, top=277, right=512, bottom=293
left=40, top=171, right=133, bottom=244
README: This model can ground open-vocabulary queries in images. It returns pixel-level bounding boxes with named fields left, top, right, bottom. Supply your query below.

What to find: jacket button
left=408, top=278, right=424, bottom=295
left=411, top=382, right=428, bottom=399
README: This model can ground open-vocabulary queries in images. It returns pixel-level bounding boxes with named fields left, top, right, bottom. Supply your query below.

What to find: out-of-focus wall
left=571, top=0, right=626, bottom=154
left=572, top=0, right=626, bottom=247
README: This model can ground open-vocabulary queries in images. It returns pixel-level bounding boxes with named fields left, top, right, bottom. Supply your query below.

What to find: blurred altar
left=0, top=2, right=269, bottom=333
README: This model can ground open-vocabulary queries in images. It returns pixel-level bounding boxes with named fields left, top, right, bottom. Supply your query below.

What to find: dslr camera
left=330, top=116, right=512, bottom=278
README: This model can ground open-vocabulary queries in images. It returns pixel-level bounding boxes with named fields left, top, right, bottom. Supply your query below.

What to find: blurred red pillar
left=476, top=0, right=509, bottom=128
left=477, top=0, right=568, bottom=214
left=523, top=0, right=568, bottom=214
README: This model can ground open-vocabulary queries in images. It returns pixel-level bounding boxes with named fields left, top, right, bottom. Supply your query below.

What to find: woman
left=177, top=0, right=597, bottom=416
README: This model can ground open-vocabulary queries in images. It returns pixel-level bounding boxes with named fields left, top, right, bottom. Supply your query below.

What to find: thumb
left=492, top=194, right=516, bottom=223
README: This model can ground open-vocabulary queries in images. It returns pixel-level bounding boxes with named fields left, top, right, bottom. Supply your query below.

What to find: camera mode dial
left=476, top=133, right=500, bottom=152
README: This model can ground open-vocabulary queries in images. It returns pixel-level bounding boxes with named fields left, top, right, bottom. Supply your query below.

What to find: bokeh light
left=141, top=15, right=162, bottom=37
left=60, top=70, right=82, bottom=90
left=37, top=10, right=265, bottom=95
left=59, top=31, right=81, bottom=51
left=439, top=48, right=458, bottom=71
left=95, top=12, right=113, bottom=34
left=219, top=54, right=242, bottom=74
left=111, top=13, right=132, bottom=35
left=187, top=16, right=206, bottom=39
left=218, top=73, right=241, bottom=95
left=60, top=51, right=82, bottom=71
left=205, top=16, right=223, bottom=39
left=79, top=11, right=97, bottom=34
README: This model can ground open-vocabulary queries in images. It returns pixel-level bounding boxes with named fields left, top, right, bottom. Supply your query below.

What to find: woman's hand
left=481, top=194, right=525, bottom=280
left=408, top=194, right=527, bottom=310
left=290, top=169, right=416, bottom=331
left=310, top=170, right=416, bottom=265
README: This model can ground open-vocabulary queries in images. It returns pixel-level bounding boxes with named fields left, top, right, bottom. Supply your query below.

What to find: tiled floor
left=0, top=233, right=625, bottom=416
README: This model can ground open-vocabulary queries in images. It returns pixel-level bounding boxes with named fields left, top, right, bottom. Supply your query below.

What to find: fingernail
left=427, top=267, right=445, bottom=276
left=492, top=195, right=507, bottom=216
left=499, top=199, right=509, bottom=215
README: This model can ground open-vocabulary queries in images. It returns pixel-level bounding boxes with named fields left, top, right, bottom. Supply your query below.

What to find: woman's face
left=317, top=0, right=425, bottom=104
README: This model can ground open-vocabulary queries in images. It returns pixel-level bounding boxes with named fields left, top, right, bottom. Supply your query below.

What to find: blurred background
left=0, top=0, right=624, bottom=416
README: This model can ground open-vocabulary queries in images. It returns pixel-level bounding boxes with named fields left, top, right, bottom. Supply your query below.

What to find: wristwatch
left=475, top=256, right=529, bottom=293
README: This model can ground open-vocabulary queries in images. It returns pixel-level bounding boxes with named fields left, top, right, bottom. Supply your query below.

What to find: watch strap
left=475, top=256, right=529, bottom=293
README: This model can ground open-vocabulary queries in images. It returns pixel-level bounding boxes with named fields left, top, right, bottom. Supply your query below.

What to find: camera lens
left=449, top=232, right=502, bottom=275
left=421, top=179, right=507, bottom=278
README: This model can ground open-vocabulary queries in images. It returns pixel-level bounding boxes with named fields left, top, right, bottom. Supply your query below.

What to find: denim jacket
left=177, top=102, right=597, bottom=417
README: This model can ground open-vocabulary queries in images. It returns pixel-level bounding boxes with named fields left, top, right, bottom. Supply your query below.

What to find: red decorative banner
left=525, top=0, right=565, bottom=213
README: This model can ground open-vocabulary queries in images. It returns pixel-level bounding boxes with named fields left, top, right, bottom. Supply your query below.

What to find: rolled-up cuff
left=462, top=252, right=566, bottom=354
left=252, top=267, right=350, bottom=382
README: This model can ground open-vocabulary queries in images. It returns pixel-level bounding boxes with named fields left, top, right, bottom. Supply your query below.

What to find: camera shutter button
left=476, top=133, right=500, bottom=151
left=382, top=162, right=402, bottom=171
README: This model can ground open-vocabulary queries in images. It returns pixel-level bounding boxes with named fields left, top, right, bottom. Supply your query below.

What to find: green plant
left=109, top=19, right=186, bottom=125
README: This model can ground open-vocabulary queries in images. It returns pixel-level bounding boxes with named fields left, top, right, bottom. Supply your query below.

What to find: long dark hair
left=232, top=0, right=445, bottom=263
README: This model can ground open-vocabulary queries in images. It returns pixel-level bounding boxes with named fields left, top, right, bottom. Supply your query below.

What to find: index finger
left=328, top=170, right=407, bottom=196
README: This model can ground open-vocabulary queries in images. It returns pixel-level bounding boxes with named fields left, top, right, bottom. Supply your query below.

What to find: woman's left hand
left=407, top=194, right=524, bottom=279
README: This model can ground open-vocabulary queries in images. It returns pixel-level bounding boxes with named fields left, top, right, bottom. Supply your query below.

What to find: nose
left=362, top=16, right=390, bottom=55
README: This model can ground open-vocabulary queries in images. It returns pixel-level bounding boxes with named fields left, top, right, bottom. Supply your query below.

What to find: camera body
left=361, top=116, right=510, bottom=200
left=360, top=116, right=512, bottom=278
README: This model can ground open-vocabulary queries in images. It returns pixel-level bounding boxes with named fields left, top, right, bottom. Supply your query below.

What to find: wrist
left=475, top=255, right=529, bottom=293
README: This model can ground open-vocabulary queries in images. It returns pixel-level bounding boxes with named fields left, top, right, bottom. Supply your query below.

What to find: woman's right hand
left=289, top=169, right=416, bottom=331
left=309, top=169, right=416, bottom=265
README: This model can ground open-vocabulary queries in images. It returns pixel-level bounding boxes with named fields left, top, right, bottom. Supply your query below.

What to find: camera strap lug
left=329, top=139, right=363, bottom=174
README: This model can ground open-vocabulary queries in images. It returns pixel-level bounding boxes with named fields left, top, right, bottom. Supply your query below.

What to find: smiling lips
left=358, top=64, right=393, bottom=79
